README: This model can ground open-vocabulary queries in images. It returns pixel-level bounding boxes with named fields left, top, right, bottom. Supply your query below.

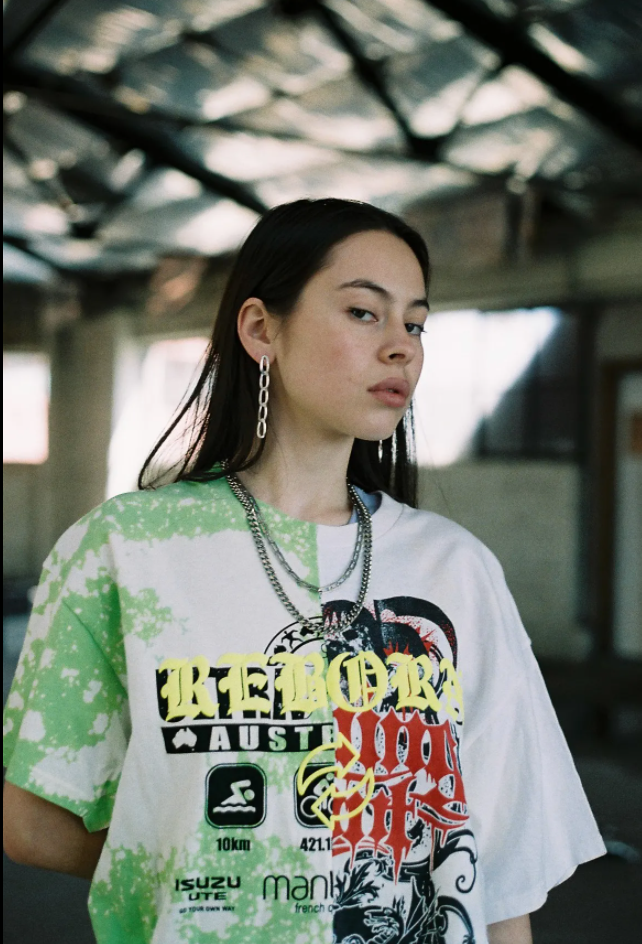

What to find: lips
left=368, top=377, right=410, bottom=407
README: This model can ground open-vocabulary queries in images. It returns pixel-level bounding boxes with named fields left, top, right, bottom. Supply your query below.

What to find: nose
left=379, top=321, right=417, bottom=363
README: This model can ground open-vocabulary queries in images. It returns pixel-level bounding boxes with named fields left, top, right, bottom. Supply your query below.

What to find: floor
left=4, top=614, right=642, bottom=943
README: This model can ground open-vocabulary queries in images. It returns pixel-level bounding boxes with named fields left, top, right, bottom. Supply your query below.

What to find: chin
left=352, top=422, right=403, bottom=443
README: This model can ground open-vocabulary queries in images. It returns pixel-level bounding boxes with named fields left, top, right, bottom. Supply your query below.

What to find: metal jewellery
left=225, top=471, right=372, bottom=637
left=256, top=355, right=270, bottom=439
left=251, top=496, right=364, bottom=593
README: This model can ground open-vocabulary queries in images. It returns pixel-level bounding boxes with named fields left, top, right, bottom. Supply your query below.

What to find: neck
left=237, top=428, right=355, bottom=526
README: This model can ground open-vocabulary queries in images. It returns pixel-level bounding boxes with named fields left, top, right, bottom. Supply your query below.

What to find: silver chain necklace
left=248, top=490, right=364, bottom=593
left=225, top=471, right=372, bottom=636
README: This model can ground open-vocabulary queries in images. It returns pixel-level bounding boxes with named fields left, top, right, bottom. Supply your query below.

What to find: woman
left=4, top=198, right=604, bottom=944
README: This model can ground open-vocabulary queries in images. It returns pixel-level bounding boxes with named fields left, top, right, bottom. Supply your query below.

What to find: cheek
left=410, top=347, right=425, bottom=390
left=300, top=331, right=367, bottom=389
left=276, top=312, right=371, bottom=405
left=326, top=333, right=370, bottom=379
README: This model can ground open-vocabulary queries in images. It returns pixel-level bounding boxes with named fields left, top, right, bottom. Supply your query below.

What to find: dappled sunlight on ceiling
left=2, top=0, right=641, bottom=279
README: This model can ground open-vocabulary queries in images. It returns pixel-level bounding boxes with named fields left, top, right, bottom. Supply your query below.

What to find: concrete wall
left=418, top=461, right=588, bottom=659
left=596, top=302, right=642, bottom=659
left=46, top=315, right=122, bottom=542
left=612, top=373, right=642, bottom=658
left=3, top=463, right=53, bottom=580
left=597, top=303, right=642, bottom=360
left=3, top=315, right=122, bottom=580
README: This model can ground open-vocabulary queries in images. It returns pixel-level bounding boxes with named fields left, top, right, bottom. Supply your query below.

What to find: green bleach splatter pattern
left=89, top=843, right=161, bottom=943
left=4, top=476, right=248, bottom=766
left=90, top=823, right=331, bottom=944
left=3, top=476, right=336, bottom=942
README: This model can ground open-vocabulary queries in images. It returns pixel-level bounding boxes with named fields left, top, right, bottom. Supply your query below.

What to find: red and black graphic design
left=324, top=596, right=477, bottom=944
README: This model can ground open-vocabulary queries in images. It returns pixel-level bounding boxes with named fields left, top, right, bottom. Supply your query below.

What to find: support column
left=47, top=315, right=123, bottom=542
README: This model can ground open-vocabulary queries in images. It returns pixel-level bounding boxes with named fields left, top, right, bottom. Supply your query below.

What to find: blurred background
left=3, top=1, right=641, bottom=941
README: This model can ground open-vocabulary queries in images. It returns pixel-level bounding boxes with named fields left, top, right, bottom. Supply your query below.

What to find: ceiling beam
left=432, top=225, right=642, bottom=310
left=308, top=0, right=444, bottom=160
left=4, top=66, right=269, bottom=215
left=3, top=0, right=70, bottom=58
left=423, top=0, right=641, bottom=155
left=3, top=232, right=62, bottom=269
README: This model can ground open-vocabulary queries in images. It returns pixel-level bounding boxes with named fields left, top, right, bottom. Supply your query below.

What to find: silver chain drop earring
left=257, top=355, right=270, bottom=439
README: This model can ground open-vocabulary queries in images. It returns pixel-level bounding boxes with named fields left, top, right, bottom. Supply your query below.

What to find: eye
left=405, top=322, right=425, bottom=336
left=349, top=307, right=377, bottom=323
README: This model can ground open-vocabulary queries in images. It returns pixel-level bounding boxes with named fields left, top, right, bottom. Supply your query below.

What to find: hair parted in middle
left=138, top=197, right=431, bottom=507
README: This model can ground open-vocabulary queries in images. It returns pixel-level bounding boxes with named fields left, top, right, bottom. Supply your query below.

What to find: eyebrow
left=338, top=278, right=430, bottom=312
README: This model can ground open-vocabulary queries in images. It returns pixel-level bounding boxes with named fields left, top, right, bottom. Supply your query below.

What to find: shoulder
left=46, top=478, right=242, bottom=579
left=387, top=500, right=535, bottom=698
left=58, top=477, right=237, bottom=548
left=386, top=496, right=499, bottom=571
left=382, top=497, right=517, bottom=617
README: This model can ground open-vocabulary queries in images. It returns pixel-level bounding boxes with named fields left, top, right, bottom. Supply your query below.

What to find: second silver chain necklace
left=249, top=487, right=365, bottom=594
left=225, top=472, right=373, bottom=635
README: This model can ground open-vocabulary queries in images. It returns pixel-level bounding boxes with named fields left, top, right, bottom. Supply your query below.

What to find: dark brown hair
left=138, top=198, right=430, bottom=506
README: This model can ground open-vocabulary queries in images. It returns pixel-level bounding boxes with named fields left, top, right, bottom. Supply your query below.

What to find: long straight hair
left=138, top=198, right=430, bottom=507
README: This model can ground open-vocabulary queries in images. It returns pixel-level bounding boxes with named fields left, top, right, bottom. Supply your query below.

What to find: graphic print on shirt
left=154, top=596, right=475, bottom=942
left=205, top=763, right=266, bottom=828
left=319, top=596, right=476, bottom=944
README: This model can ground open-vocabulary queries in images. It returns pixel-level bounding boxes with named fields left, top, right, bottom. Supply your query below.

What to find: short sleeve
left=3, top=512, right=130, bottom=833
left=460, top=552, right=606, bottom=924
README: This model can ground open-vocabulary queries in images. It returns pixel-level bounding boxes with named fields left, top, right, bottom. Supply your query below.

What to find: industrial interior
left=3, top=1, right=641, bottom=941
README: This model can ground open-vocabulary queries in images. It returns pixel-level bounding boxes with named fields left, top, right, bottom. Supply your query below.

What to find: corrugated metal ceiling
left=3, top=0, right=641, bottom=280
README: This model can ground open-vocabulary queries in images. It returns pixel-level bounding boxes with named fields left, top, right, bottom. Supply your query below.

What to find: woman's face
left=269, top=229, right=428, bottom=443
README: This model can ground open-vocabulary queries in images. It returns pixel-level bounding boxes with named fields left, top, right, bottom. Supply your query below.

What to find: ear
left=237, top=297, right=275, bottom=365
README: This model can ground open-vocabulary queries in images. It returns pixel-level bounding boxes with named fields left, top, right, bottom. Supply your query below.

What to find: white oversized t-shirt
left=3, top=477, right=605, bottom=943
